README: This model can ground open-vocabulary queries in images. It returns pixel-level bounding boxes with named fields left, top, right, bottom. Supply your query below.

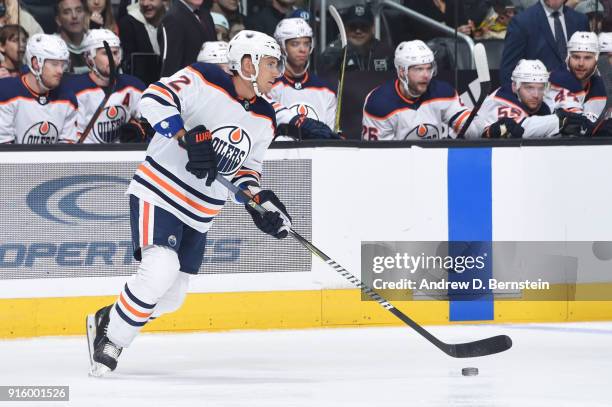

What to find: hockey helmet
left=25, top=34, right=69, bottom=88
left=567, top=31, right=599, bottom=57
left=511, top=59, right=549, bottom=89
left=599, top=32, right=612, bottom=53
left=274, top=18, right=314, bottom=53
left=394, top=40, right=437, bottom=95
left=198, top=41, right=229, bottom=64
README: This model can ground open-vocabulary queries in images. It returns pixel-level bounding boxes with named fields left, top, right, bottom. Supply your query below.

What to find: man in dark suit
left=500, top=0, right=588, bottom=85
left=158, top=0, right=216, bottom=77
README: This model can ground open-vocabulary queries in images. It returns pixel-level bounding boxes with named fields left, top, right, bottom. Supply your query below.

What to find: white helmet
left=198, top=41, right=229, bottom=64
left=274, top=18, right=314, bottom=53
left=394, top=40, right=437, bottom=96
left=228, top=30, right=283, bottom=96
left=599, top=32, right=612, bottom=53
left=567, top=31, right=599, bottom=57
left=82, top=29, right=121, bottom=78
left=511, top=59, right=549, bottom=88
left=25, top=34, right=69, bottom=90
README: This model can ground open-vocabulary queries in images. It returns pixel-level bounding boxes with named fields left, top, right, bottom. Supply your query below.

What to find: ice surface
left=1, top=322, right=610, bottom=407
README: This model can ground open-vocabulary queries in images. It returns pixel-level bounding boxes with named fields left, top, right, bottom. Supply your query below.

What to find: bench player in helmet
left=64, top=29, right=149, bottom=143
left=599, top=32, right=612, bottom=65
left=269, top=17, right=339, bottom=140
left=362, top=40, right=474, bottom=140
left=197, top=40, right=230, bottom=73
left=470, top=59, right=593, bottom=138
left=86, top=30, right=291, bottom=376
left=545, top=32, right=606, bottom=121
left=0, top=34, right=77, bottom=144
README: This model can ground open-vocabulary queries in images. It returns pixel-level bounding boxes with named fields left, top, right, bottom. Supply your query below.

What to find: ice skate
left=86, top=305, right=122, bottom=377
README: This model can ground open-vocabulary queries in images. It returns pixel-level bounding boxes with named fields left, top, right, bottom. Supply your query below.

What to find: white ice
left=1, top=322, right=611, bottom=407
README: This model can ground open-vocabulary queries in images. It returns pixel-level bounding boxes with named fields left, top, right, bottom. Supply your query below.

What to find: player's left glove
left=119, top=118, right=154, bottom=143
left=244, top=186, right=292, bottom=239
left=179, top=125, right=218, bottom=186
left=483, top=118, right=524, bottom=139
left=289, top=115, right=341, bottom=140
left=556, top=110, right=593, bottom=137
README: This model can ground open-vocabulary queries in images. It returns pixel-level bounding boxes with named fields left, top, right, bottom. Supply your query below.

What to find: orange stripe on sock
left=119, top=293, right=152, bottom=319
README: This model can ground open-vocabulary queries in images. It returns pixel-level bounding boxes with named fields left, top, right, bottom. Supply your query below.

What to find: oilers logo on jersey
left=404, top=123, right=440, bottom=139
left=289, top=103, right=319, bottom=121
left=93, top=105, right=128, bottom=143
left=211, top=126, right=252, bottom=175
left=23, top=121, right=59, bottom=144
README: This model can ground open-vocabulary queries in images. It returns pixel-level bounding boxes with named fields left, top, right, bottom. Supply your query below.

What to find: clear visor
left=517, top=82, right=548, bottom=96
left=261, top=56, right=285, bottom=78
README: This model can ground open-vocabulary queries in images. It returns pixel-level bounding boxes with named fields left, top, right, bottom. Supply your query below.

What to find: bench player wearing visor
left=269, top=18, right=339, bottom=140
left=470, top=59, right=593, bottom=138
left=545, top=32, right=607, bottom=123
left=86, top=30, right=292, bottom=376
left=0, top=33, right=77, bottom=144
left=362, top=40, right=475, bottom=140
left=63, top=29, right=150, bottom=143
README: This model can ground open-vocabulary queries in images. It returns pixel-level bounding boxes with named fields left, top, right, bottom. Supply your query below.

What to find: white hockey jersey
left=0, top=76, right=78, bottom=144
left=127, top=62, right=276, bottom=233
left=63, top=73, right=146, bottom=143
left=267, top=72, right=337, bottom=129
left=469, top=86, right=560, bottom=138
left=361, top=78, right=473, bottom=140
left=545, top=69, right=606, bottom=120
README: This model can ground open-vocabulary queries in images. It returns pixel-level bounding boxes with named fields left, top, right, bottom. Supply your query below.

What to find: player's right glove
left=244, top=187, right=292, bottom=239
left=178, top=125, right=218, bottom=186
left=483, top=118, right=524, bottom=139
left=289, top=115, right=341, bottom=140
left=556, top=110, right=593, bottom=137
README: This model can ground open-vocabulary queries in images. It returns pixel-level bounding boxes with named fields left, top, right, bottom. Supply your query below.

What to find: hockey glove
left=119, top=118, right=154, bottom=143
left=179, top=125, right=218, bottom=186
left=484, top=118, right=524, bottom=139
left=289, top=115, right=341, bottom=140
left=245, top=187, right=292, bottom=239
left=556, top=110, right=593, bottom=137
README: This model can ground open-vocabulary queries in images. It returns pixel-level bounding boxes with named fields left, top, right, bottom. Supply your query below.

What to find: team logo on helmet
left=23, top=121, right=59, bottom=144
left=92, top=105, right=128, bottom=143
left=404, top=123, right=440, bottom=140
left=290, top=103, right=319, bottom=121
left=211, top=126, right=252, bottom=175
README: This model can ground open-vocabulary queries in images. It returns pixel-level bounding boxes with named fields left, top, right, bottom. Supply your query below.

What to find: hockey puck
left=462, top=367, right=479, bottom=376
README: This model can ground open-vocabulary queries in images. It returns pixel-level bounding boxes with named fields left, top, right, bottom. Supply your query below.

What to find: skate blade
left=89, top=362, right=111, bottom=377
left=86, top=314, right=96, bottom=373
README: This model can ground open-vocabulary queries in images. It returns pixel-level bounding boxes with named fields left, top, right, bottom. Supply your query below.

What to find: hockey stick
left=328, top=5, right=347, bottom=134
left=592, top=56, right=612, bottom=135
left=456, top=43, right=490, bottom=139
left=78, top=41, right=117, bottom=143
left=217, top=176, right=512, bottom=358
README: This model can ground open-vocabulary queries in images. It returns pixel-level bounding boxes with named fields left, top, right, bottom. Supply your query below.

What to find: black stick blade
left=446, top=334, right=512, bottom=358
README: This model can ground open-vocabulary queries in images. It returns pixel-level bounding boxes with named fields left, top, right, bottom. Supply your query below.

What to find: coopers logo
left=26, top=175, right=130, bottom=224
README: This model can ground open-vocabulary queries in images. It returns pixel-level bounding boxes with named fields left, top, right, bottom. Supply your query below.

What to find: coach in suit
left=500, top=0, right=589, bottom=85
left=158, top=0, right=216, bottom=77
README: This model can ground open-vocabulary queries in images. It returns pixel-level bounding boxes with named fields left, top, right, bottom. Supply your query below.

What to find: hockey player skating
left=361, top=40, right=475, bottom=140
left=86, top=30, right=291, bottom=376
left=0, top=34, right=77, bottom=144
left=546, top=32, right=606, bottom=120
left=469, top=59, right=594, bottom=138
left=197, top=41, right=230, bottom=73
left=64, top=29, right=150, bottom=143
left=269, top=18, right=339, bottom=140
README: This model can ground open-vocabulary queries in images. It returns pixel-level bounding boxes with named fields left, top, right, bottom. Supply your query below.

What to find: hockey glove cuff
left=179, top=125, right=218, bottom=186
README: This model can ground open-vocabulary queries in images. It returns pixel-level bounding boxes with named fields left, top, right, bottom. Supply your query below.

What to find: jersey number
left=168, top=75, right=192, bottom=92
left=122, top=93, right=130, bottom=107
left=498, top=106, right=522, bottom=120
left=362, top=126, right=379, bottom=140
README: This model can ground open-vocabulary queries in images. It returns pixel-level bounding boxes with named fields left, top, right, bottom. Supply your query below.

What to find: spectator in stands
left=197, top=40, right=229, bottom=72
left=87, top=0, right=118, bottom=33
left=229, top=20, right=244, bottom=39
left=211, top=0, right=245, bottom=28
left=245, top=0, right=296, bottom=36
left=0, top=24, right=27, bottom=78
left=211, top=11, right=229, bottom=41
left=119, top=0, right=165, bottom=83
left=0, top=34, right=77, bottom=144
left=512, top=0, right=538, bottom=11
left=574, top=0, right=605, bottom=31
left=500, top=0, right=589, bottom=86
left=0, top=0, right=43, bottom=36
left=64, top=29, right=150, bottom=143
left=158, top=0, right=215, bottom=76
left=270, top=18, right=340, bottom=140
left=596, top=0, right=612, bottom=32
left=319, top=4, right=393, bottom=74
left=472, top=0, right=516, bottom=40
left=55, top=0, right=90, bottom=74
